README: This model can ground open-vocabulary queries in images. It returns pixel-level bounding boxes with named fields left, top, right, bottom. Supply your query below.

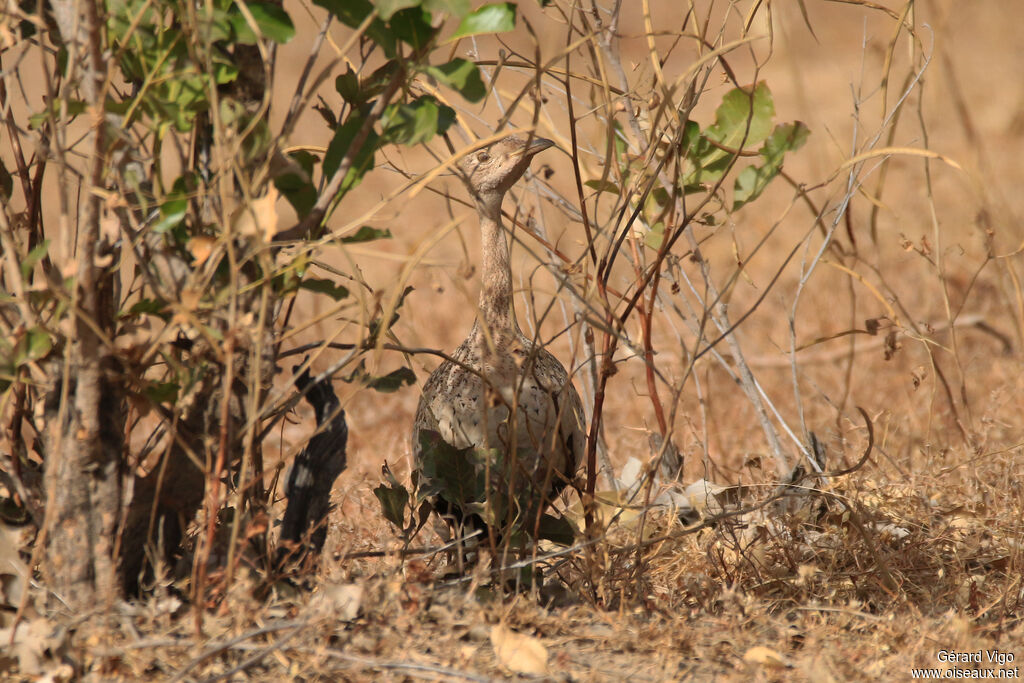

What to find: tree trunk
left=41, top=0, right=125, bottom=612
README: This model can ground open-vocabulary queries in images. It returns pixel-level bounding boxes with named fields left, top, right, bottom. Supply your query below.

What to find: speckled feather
left=413, top=323, right=584, bottom=495
left=411, top=135, right=584, bottom=525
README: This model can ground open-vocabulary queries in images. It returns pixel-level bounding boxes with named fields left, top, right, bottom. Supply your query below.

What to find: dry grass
left=4, top=0, right=1024, bottom=680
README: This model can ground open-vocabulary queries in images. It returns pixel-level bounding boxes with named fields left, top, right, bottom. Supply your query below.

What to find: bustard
left=412, top=134, right=584, bottom=551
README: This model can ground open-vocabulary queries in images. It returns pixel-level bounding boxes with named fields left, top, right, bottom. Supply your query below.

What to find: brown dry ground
left=5, top=0, right=1024, bottom=681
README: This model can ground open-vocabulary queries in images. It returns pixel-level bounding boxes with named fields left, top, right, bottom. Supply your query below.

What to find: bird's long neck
left=476, top=195, right=518, bottom=338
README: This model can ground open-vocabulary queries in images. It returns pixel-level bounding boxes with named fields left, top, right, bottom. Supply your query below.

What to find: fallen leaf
left=743, top=645, right=792, bottom=669
left=187, top=236, right=216, bottom=265
left=491, top=624, right=548, bottom=675
left=0, top=523, right=27, bottom=626
left=0, top=618, right=67, bottom=676
left=313, top=582, right=363, bottom=621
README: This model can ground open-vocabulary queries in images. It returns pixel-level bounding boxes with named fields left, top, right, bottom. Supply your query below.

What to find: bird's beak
left=518, top=137, right=555, bottom=157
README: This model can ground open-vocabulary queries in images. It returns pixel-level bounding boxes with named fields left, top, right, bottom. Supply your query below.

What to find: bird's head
left=456, top=134, right=554, bottom=203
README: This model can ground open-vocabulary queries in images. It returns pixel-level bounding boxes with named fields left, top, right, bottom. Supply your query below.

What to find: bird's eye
left=476, top=151, right=490, bottom=163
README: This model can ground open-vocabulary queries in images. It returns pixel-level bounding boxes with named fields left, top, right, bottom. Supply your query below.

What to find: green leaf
left=335, top=68, right=361, bottom=104
left=13, top=327, right=53, bottom=366
left=763, top=120, right=810, bottom=159
left=343, top=361, right=416, bottom=392
left=584, top=179, right=619, bottom=194
left=649, top=186, right=670, bottom=208
left=423, top=0, right=470, bottom=16
left=314, top=0, right=397, bottom=56
left=341, top=226, right=393, bottom=243
left=536, top=513, right=576, bottom=545
left=274, top=151, right=319, bottom=218
left=299, top=277, right=349, bottom=301
left=374, top=481, right=410, bottom=528
left=124, top=298, right=169, bottom=318
left=418, top=430, right=483, bottom=508
left=368, top=366, right=416, bottom=392
left=0, top=161, right=12, bottom=202
left=347, top=60, right=401, bottom=105
left=686, top=153, right=731, bottom=188
left=423, top=58, right=486, bottom=102
left=644, top=221, right=665, bottom=250
left=449, top=2, right=516, bottom=40
left=143, top=381, right=180, bottom=404
left=323, top=114, right=379, bottom=199
left=732, top=121, right=809, bottom=210
left=153, top=198, right=188, bottom=234
left=678, top=119, right=702, bottom=156
left=29, top=100, right=86, bottom=129
left=374, top=0, right=420, bottom=21
left=703, top=81, right=775, bottom=166
left=245, top=2, right=296, bottom=43
left=20, top=240, right=49, bottom=281
left=381, top=96, right=455, bottom=145
left=612, top=119, right=628, bottom=160
left=274, top=256, right=310, bottom=298
left=388, top=6, right=436, bottom=51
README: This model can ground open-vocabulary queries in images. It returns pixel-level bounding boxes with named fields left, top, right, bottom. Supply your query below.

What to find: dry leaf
left=490, top=624, right=549, bottom=675
left=233, top=187, right=280, bottom=241
left=0, top=618, right=68, bottom=677
left=0, top=523, right=27, bottom=626
left=312, top=582, right=363, bottom=621
left=187, top=236, right=216, bottom=265
left=743, top=645, right=792, bottom=669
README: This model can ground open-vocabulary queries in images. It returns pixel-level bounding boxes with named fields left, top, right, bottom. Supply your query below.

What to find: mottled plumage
left=412, top=135, right=584, bottom=541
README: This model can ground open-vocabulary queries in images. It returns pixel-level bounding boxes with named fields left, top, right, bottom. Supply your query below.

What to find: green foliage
left=704, top=82, right=775, bottom=159
left=417, top=431, right=485, bottom=510
left=105, top=0, right=239, bottom=131
left=373, top=481, right=409, bottom=528
left=341, top=226, right=393, bottom=243
left=317, top=0, right=397, bottom=55
left=374, top=0, right=421, bottom=20
left=230, top=2, right=296, bottom=44
left=20, top=241, right=50, bottom=281
left=732, top=121, right=810, bottom=210
left=450, top=3, right=517, bottom=40
left=423, top=59, right=487, bottom=102
left=344, top=362, right=417, bottom=392
left=588, top=83, right=808, bottom=248
left=376, top=464, right=410, bottom=520
left=381, top=96, right=456, bottom=145
left=28, top=100, right=86, bottom=129
left=142, top=380, right=180, bottom=404
left=123, top=298, right=170, bottom=319
left=536, top=513, right=576, bottom=546
left=0, top=161, right=12, bottom=202
left=387, top=7, right=437, bottom=51
left=368, top=367, right=417, bottom=392
left=274, top=151, right=320, bottom=219
left=12, top=328, right=53, bottom=366
left=153, top=199, right=188, bottom=234
left=584, top=179, right=619, bottom=194
left=299, top=278, right=350, bottom=301
left=0, top=327, right=53, bottom=392
left=423, top=0, right=470, bottom=15
left=376, top=0, right=472, bottom=20
left=323, top=114, right=380, bottom=200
